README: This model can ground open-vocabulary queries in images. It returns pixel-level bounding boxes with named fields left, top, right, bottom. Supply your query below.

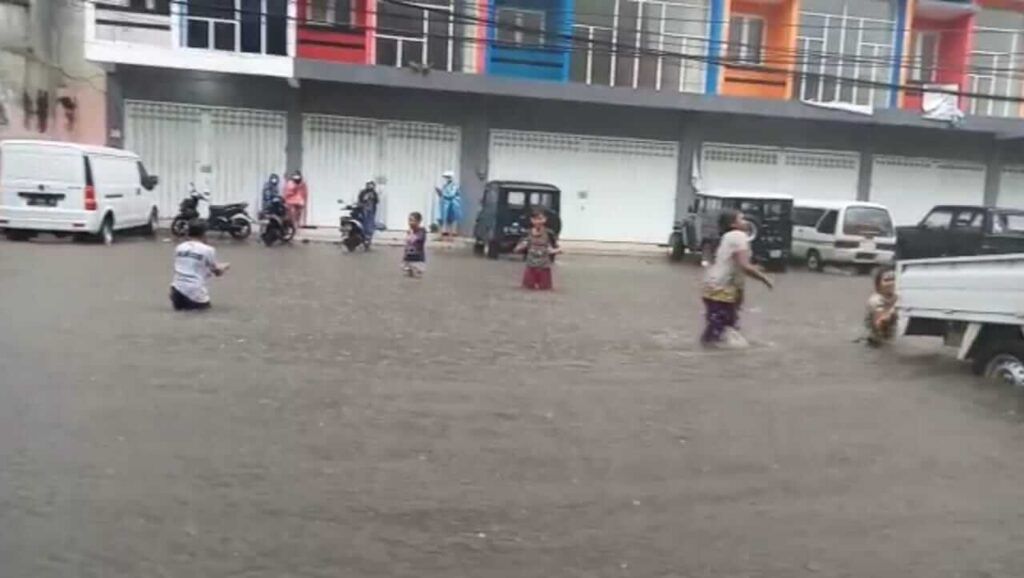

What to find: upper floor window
left=129, top=0, right=171, bottom=14
left=306, top=0, right=353, bottom=28
left=726, top=14, right=764, bottom=65
left=795, top=0, right=897, bottom=107
left=376, top=0, right=458, bottom=72
left=495, top=7, right=545, bottom=48
left=185, top=0, right=287, bottom=56
left=965, top=7, right=1024, bottom=117
left=909, top=31, right=939, bottom=84
left=570, top=0, right=710, bottom=94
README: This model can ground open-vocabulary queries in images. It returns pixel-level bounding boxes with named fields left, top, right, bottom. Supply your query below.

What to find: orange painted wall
left=720, top=0, right=797, bottom=100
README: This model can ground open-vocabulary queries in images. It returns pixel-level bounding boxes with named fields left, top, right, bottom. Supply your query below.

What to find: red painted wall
left=904, top=14, right=972, bottom=111
left=296, top=0, right=371, bottom=64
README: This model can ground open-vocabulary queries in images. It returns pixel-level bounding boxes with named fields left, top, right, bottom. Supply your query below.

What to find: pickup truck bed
left=897, top=254, right=1024, bottom=385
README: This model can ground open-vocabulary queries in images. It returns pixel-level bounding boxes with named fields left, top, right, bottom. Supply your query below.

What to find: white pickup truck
left=897, top=254, right=1024, bottom=386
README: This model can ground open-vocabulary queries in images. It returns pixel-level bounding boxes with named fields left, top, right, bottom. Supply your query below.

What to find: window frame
left=921, top=208, right=955, bottom=230
left=305, top=0, right=355, bottom=29
left=816, top=210, right=839, bottom=235
left=910, top=30, right=940, bottom=84
left=495, top=6, right=547, bottom=48
left=726, top=13, right=765, bottom=66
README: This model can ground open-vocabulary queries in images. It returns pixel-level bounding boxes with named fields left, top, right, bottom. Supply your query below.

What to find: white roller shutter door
left=999, top=166, right=1024, bottom=209
left=700, top=143, right=860, bottom=201
left=871, top=156, right=986, bottom=225
left=125, top=101, right=286, bottom=219
left=488, top=130, right=678, bottom=243
left=303, top=115, right=460, bottom=230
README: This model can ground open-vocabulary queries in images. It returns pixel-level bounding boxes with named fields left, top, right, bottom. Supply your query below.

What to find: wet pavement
left=3, top=235, right=1024, bottom=577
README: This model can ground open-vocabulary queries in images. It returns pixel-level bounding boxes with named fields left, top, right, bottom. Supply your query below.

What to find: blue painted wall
left=704, top=0, right=725, bottom=95
left=888, top=0, right=909, bottom=108
left=487, top=0, right=573, bottom=81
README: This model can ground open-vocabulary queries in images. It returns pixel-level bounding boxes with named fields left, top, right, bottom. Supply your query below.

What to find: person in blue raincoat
left=434, top=170, right=461, bottom=241
left=261, top=173, right=280, bottom=212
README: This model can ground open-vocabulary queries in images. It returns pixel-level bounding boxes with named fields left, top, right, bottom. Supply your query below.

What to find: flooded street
left=2, top=237, right=1024, bottom=577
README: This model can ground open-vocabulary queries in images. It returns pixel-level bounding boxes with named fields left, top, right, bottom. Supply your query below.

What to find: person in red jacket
left=284, top=170, right=308, bottom=228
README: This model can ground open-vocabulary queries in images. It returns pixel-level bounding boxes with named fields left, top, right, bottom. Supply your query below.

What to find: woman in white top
left=701, top=209, right=773, bottom=346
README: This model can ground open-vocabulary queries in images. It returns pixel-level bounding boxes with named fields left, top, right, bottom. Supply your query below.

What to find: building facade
left=0, top=0, right=107, bottom=145
left=81, top=0, right=1024, bottom=240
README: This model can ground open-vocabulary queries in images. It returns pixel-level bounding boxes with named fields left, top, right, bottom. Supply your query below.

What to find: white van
left=792, top=200, right=897, bottom=273
left=0, top=140, right=159, bottom=245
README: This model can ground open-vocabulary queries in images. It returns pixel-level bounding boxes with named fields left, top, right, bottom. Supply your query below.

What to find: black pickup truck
left=896, top=205, right=1024, bottom=260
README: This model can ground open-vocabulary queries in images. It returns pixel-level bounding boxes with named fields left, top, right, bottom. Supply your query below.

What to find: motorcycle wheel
left=261, top=224, right=280, bottom=247
left=171, top=217, right=189, bottom=238
left=229, top=218, right=252, bottom=240
left=343, top=234, right=363, bottom=252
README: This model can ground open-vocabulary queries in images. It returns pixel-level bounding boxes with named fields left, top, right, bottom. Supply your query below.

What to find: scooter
left=171, top=183, right=253, bottom=240
left=259, top=193, right=295, bottom=247
left=338, top=200, right=369, bottom=252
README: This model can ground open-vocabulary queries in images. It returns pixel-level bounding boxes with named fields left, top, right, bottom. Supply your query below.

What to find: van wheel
left=806, top=250, right=824, bottom=272
left=144, top=209, right=159, bottom=237
left=856, top=264, right=874, bottom=276
left=97, top=216, right=114, bottom=246
left=669, top=233, right=684, bottom=262
left=473, top=240, right=485, bottom=256
left=4, top=230, right=33, bottom=242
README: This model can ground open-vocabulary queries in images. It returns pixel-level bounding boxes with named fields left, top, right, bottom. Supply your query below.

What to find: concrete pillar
left=105, top=67, right=124, bottom=149
left=676, top=114, right=703, bottom=222
left=984, top=141, right=1003, bottom=207
left=457, top=101, right=489, bottom=235
left=857, top=147, right=873, bottom=202
left=285, top=83, right=303, bottom=174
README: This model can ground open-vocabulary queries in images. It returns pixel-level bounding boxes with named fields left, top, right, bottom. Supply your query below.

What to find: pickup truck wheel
left=486, top=239, right=500, bottom=260
left=973, top=341, right=1024, bottom=386
left=806, top=250, right=824, bottom=272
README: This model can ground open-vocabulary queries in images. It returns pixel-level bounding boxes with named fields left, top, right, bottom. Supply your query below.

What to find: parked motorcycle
left=259, top=193, right=295, bottom=247
left=338, top=200, right=368, bottom=252
left=171, top=183, right=253, bottom=240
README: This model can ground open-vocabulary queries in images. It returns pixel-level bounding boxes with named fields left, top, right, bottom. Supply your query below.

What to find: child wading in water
left=402, top=211, right=427, bottom=278
left=701, top=209, right=773, bottom=347
left=516, top=208, right=561, bottom=290
left=170, top=220, right=229, bottom=311
left=865, top=266, right=898, bottom=346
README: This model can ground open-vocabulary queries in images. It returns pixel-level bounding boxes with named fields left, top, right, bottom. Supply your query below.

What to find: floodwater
left=2, top=236, right=1024, bottom=577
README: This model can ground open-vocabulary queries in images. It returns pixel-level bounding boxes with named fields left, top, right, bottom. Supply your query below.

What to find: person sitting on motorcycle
left=284, top=170, right=308, bottom=228
left=357, top=180, right=379, bottom=247
left=261, top=173, right=280, bottom=214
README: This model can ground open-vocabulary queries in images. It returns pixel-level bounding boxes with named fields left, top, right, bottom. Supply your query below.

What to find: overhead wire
left=71, top=0, right=1024, bottom=103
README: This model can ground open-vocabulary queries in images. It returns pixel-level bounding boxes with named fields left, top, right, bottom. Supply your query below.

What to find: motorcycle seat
left=211, top=202, right=248, bottom=213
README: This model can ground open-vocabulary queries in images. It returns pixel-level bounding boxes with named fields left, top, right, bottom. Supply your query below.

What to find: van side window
left=793, top=207, right=825, bottom=227
left=816, top=210, right=838, bottom=234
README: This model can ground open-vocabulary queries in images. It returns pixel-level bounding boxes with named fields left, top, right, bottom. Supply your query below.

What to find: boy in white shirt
left=170, top=221, right=229, bottom=311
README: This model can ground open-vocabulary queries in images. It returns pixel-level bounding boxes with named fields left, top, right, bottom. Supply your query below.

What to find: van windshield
left=844, top=206, right=893, bottom=237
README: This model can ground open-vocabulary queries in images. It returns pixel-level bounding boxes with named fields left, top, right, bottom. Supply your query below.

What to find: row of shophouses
left=6, top=0, right=1024, bottom=242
